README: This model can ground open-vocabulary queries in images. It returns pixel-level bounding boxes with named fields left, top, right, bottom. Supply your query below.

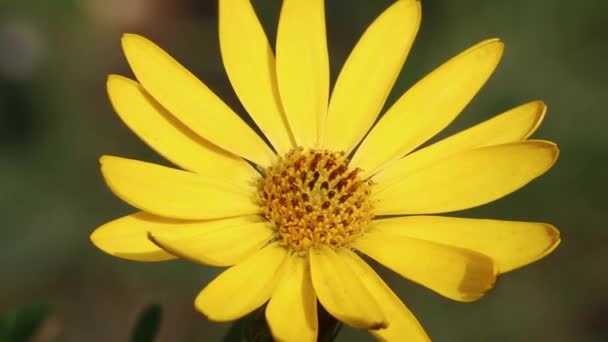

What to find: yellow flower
left=91, top=0, right=560, bottom=341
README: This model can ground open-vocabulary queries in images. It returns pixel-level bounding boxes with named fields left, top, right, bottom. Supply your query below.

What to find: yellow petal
left=90, top=212, right=176, bottom=262
left=340, top=249, right=430, bottom=342
left=324, top=0, right=421, bottom=153
left=148, top=216, right=275, bottom=266
left=121, top=34, right=275, bottom=167
left=195, top=243, right=287, bottom=321
left=99, top=156, right=259, bottom=220
left=374, top=101, right=547, bottom=191
left=266, top=255, right=318, bottom=342
left=352, top=232, right=497, bottom=302
left=309, top=245, right=387, bottom=329
left=370, top=216, right=560, bottom=273
left=276, top=0, right=329, bottom=147
left=374, top=140, right=559, bottom=215
left=106, top=75, right=258, bottom=184
left=219, top=0, right=294, bottom=155
left=352, top=39, right=504, bottom=176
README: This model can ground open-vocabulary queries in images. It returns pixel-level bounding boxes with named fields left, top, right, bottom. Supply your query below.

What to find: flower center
left=259, top=147, right=374, bottom=254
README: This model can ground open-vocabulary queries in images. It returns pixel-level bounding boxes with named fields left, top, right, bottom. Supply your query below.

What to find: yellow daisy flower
left=91, top=0, right=560, bottom=340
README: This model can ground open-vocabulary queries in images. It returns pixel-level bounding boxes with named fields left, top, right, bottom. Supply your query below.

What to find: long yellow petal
left=99, top=156, right=259, bottom=220
left=340, top=249, right=430, bottom=342
left=352, top=39, right=504, bottom=176
left=219, top=0, right=294, bottom=155
left=352, top=232, right=497, bottom=302
left=90, top=212, right=176, bottom=262
left=121, top=34, right=275, bottom=167
left=370, top=216, right=560, bottom=273
left=106, top=75, right=258, bottom=184
left=374, top=101, right=547, bottom=191
left=195, top=243, right=287, bottom=321
left=266, top=255, right=317, bottom=342
left=276, top=0, right=329, bottom=147
left=148, top=216, right=275, bottom=266
left=324, top=0, right=421, bottom=153
left=309, top=245, right=387, bottom=329
left=374, top=140, right=559, bottom=215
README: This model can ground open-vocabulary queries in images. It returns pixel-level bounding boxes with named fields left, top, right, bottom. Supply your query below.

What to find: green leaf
left=241, top=304, right=273, bottom=342
left=0, top=304, right=50, bottom=342
left=317, top=304, right=343, bottom=342
left=130, top=303, right=162, bottom=342
left=221, top=318, right=245, bottom=342
left=221, top=302, right=342, bottom=342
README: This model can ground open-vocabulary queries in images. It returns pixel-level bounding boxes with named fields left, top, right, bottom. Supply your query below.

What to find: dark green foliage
left=130, top=304, right=162, bottom=342
left=0, top=305, right=50, bottom=342
left=222, top=303, right=342, bottom=342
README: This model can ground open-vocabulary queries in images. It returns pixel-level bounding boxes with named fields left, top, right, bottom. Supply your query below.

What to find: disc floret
left=259, top=147, right=374, bottom=254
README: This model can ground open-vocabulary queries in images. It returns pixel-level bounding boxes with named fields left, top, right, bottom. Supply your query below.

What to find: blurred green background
left=1, top=0, right=606, bottom=341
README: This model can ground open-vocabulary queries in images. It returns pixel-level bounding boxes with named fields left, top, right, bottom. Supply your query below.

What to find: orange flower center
left=259, top=148, right=374, bottom=254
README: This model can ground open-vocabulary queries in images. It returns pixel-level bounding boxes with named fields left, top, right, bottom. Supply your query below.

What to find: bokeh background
left=1, top=0, right=606, bottom=341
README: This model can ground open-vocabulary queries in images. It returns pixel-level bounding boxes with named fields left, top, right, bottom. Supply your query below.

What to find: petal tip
left=395, top=0, right=422, bottom=30
left=397, top=0, right=422, bottom=10
left=193, top=291, right=239, bottom=323
left=552, top=144, right=560, bottom=161
left=522, top=101, right=547, bottom=139
left=98, top=155, right=123, bottom=173
left=106, top=75, right=135, bottom=100
left=547, top=224, right=561, bottom=241
left=528, top=100, right=547, bottom=115
left=193, top=299, right=214, bottom=322
left=476, top=38, right=505, bottom=59
left=487, top=37, right=504, bottom=44
left=98, top=155, right=113, bottom=167
left=89, top=228, right=105, bottom=251
left=106, top=74, right=134, bottom=87
left=121, top=33, right=143, bottom=43
left=541, top=223, right=561, bottom=256
left=542, top=141, right=560, bottom=164
left=493, top=39, right=505, bottom=55
left=533, top=99, right=547, bottom=109
left=121, top=33, right=153, bottom=58
left=106, top=74, right=121, bottom=86
left=528, top=140, right=560, bottom=165
left=535, top=99, right=548, bottom=117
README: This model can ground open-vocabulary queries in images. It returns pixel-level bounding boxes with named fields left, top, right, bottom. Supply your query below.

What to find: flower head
left=91, top=0, right=560, bottom=340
